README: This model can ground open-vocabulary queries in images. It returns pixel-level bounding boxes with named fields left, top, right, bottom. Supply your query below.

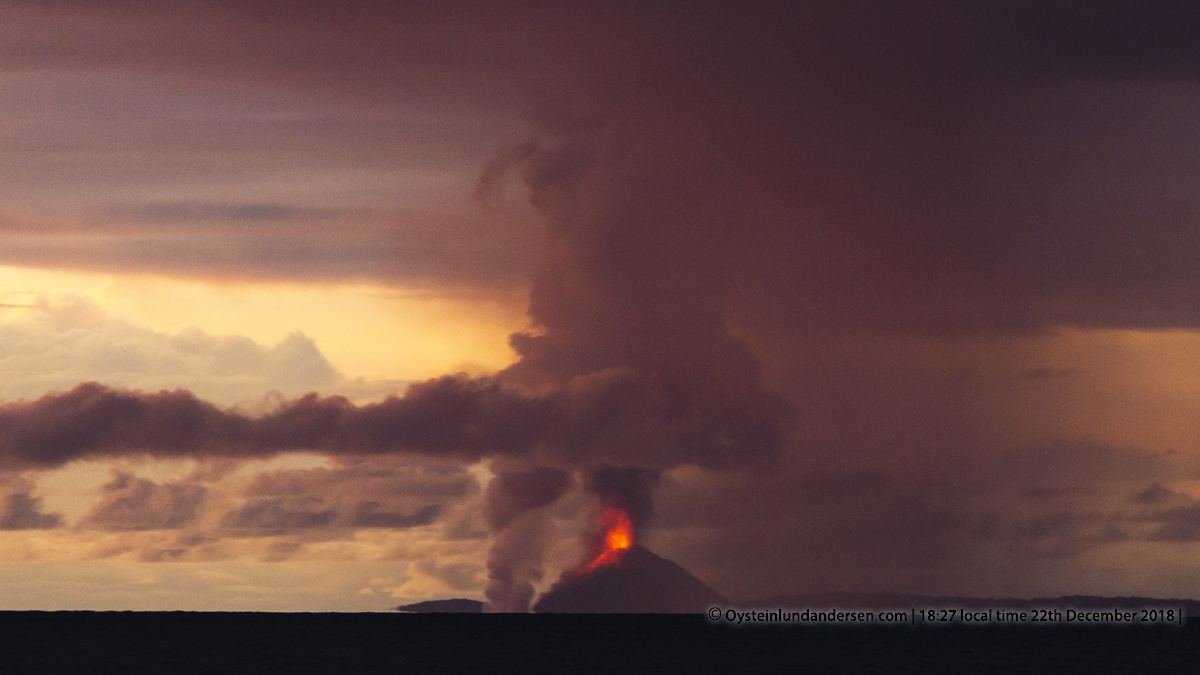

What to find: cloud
left=0, top=295, right=406, bottom=406
left=25, top=453, right=489, bottom=568
left=108, top=202, right=345, bottom=225
left=0, top=362, right=787, bottom=473
left=411, top=558, right=484, bottom=593
left=482, top=467, right=572, bottom=532
left=219, top=498, right=337, bottom=534
left=0, top=475, right=62, bottom=530
left=1145, top=504, right=1200, bottom=542
left=1129, top=483, right=1185, bottom=506
left=348, top=502, right=440, bottom=529
left=211, top=457, right=474, bottom=538
left=12, top=2, right=1200, bottom=605
left=643, top=432, right=1200, bottom=600
left=7, top=3, right=1200, bottom=328
left=0, top=44, right=540, bottom=290
left=241, top=457, right=476, bottom=504
left=78, top=471, right=207, bottom=531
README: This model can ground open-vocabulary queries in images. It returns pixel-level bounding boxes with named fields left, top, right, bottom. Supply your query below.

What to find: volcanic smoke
left=0, top=8, right=796, bottom=610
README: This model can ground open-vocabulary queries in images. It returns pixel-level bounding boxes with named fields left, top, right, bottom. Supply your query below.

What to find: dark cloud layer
left=0, top=379, right=540, bottom=467
left=0, top=370, right=782, bottom=471
left=7, top=2, right=1200, bottom=328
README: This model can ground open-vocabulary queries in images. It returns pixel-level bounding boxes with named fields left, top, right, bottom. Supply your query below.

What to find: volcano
left=533, top=545, right=724, bottom=613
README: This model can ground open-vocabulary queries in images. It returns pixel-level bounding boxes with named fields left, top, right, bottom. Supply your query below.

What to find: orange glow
left=578, top=507, right=633, bottom=575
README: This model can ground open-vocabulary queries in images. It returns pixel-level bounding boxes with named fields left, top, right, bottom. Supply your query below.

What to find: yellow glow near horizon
left=0, top=265, right=529, bottom=381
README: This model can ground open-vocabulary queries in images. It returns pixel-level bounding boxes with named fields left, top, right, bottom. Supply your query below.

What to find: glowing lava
left=577, top=507, right=633, bottom=575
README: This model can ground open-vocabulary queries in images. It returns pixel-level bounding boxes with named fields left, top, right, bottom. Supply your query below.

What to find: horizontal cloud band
left=0, top=372, right=784, bottom=470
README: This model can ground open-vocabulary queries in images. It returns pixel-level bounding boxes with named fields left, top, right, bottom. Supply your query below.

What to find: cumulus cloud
left=0, top=295, right=406, bottom=406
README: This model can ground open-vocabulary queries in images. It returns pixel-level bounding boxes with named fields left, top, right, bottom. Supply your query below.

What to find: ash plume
left=0, top=378, right=548, bottom=468
left=483, top=467, right=573, bottom=612
left=2, top=0, right=1200, bottom=606
left=0, top=363, right=783, bottom=471
left=580, top=467, right=659, bottom=557
left=0, top=6, right=798, bottom=476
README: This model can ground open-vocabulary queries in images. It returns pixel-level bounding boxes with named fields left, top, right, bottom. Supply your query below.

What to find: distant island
left=395, top=599, right=485, bottom=613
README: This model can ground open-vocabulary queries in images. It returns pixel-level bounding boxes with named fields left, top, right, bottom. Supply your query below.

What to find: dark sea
left=0, top=612, right=1194, bottom=674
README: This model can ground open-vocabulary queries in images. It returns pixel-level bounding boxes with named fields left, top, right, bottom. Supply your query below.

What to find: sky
left=6, top=1, right=1200, bottom=610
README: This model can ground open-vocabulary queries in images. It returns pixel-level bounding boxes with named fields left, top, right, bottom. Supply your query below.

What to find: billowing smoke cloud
left=482, top=466, right=572, bottom=612
left=580, top=467, right=659, bottom=559
left=0, top=366, right=783, bottom=472
left=0, top=378, right=545, bottom=468
left=9, top=2, right=1200, bottom=332
left=12, top=2, right=1200, bottom=604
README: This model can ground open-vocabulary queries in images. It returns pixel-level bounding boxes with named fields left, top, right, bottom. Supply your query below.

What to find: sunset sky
left=6, top=1, right=1200, bottom=610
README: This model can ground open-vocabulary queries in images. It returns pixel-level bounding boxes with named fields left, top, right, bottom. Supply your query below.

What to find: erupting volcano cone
left=577, top=507, right=633, bottom=575
left=532, top=544, right=725, bottom=613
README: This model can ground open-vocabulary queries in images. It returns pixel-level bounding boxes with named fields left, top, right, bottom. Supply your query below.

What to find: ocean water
left=0, top=612, right=1194, bottom=673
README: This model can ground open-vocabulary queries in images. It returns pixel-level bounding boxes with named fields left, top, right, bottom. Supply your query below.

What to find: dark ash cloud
left=0, top=379, right=546, bottom=468
left=7, top=3, right=1200, bottom=322
left=0, top=370, right=783, bottom=472
left=483, top=467, right=572, bottom=533
left=583, top=467, right=659, bottom=534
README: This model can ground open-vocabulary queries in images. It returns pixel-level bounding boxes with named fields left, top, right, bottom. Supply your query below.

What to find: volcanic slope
left=533, top=545, right=724, bottom=613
